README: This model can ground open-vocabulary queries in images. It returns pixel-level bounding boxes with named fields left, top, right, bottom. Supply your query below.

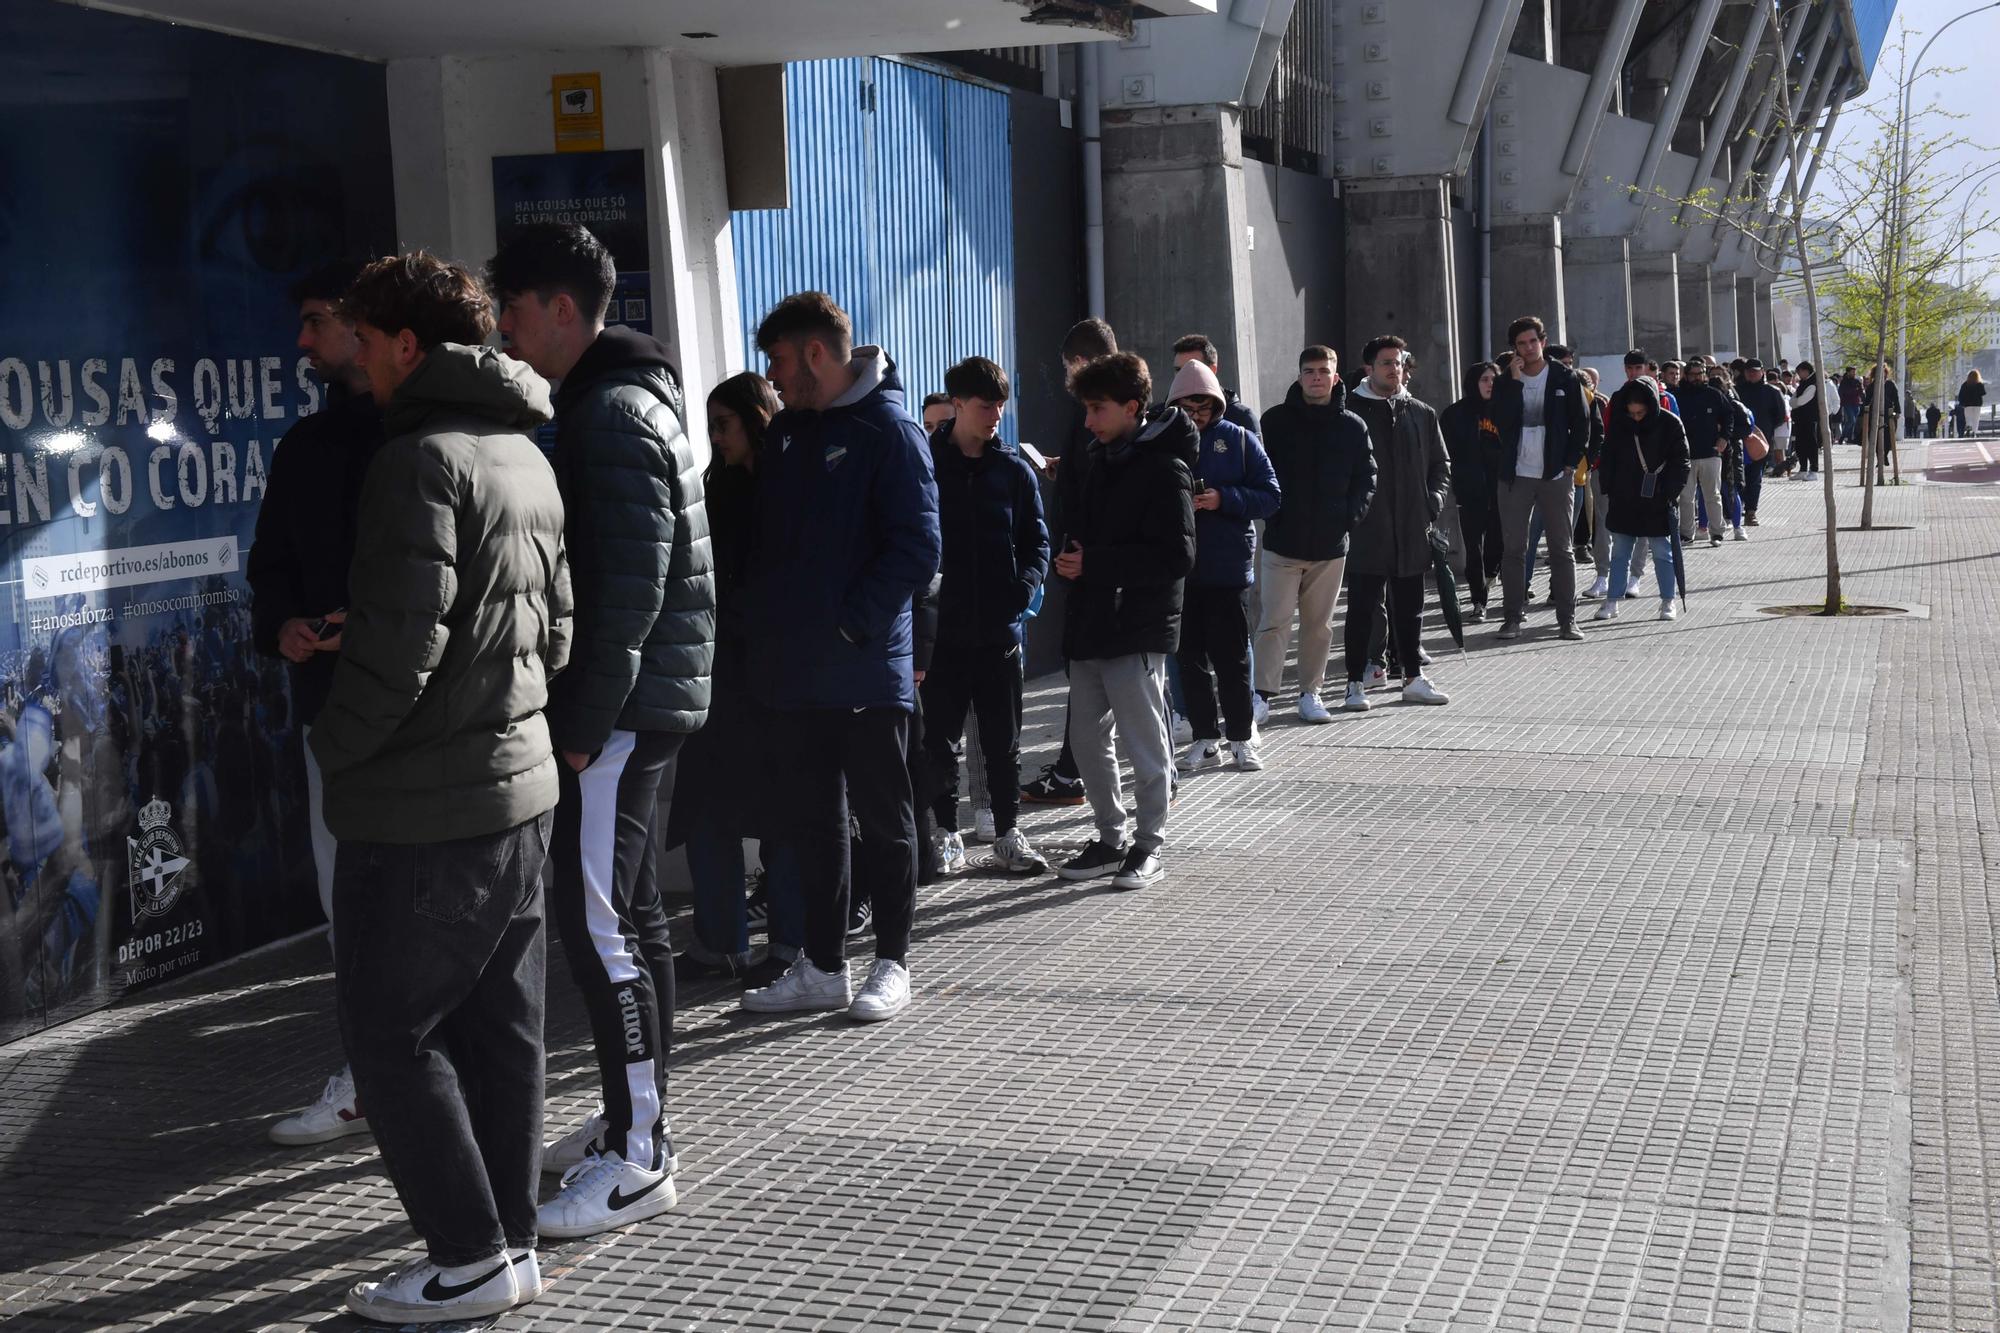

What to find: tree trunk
left=1794, top=216, right=1842, bottom=611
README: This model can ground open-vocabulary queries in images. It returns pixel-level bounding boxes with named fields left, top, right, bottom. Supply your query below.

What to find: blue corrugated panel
left=1850, top=0, right=1895, bottom=76
left=731, top=57, right=1017, bottom=443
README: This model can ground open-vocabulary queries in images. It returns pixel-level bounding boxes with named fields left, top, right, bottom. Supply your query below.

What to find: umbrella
left=1669, top=524, right=1688, bottom=609
left=1428, top=525, right=1467, bottom=650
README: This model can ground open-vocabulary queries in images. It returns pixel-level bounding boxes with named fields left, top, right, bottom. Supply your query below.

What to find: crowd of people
left=243, top=220, right=1871, bottom=1324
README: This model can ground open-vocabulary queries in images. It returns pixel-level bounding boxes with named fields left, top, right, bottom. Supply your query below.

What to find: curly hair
left=341, top=251, right=495, bottom=349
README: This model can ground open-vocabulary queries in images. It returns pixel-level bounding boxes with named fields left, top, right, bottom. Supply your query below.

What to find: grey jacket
left=311, top=345, right=572, bottom=844
left=1345, top=387, right=1451, bottom=579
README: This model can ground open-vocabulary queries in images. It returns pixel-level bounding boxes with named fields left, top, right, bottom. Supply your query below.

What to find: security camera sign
left=553, top=72, right=604, bottom=152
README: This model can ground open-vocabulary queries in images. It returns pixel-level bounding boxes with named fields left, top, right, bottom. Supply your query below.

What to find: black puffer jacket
left=547, top=328, right=715, bottom=751
left=1058, top=408, right=1198, bottom=661
left=929, top=426, right=1049, bottom=648
left=1346, top=387, right=1451, bottom=579
left=1602, top=381, right=1691, bottom=538
left=1259, top=380, right=1377, bottom=561
left=1438, top=367, right=1502, bottom=510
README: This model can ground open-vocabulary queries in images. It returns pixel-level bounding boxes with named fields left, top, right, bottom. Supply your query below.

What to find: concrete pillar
left=1678, top=262, right=1713, bottom=355
left=1631, top=251, right=1681, bottom=361
left=1735, top=275, right=1759, bottom=360
left=1101, top=104, right=1259, bottom=398
left=1561, top=234, right=1633, bottom=360
left=1709, top=271, right=1739, bottom=360
left=1490, top=215, right=1565, bottom=356
left=1342, top=175, right=1460, bottom=394
left=1754, top=279, right=1776, bottom=362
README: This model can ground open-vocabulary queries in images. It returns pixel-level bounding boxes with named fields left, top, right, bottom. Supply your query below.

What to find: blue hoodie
left=1190, top=417, right=1281, bottom=588
left=747, top=348, right=942, bottom=711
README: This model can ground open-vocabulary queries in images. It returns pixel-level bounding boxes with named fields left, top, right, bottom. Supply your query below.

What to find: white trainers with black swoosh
left=345, top=1250, right=519, bottom=1325
left=537, top=1150, right=678, bottom=1239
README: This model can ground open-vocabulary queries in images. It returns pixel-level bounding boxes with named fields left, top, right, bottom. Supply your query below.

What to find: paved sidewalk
left=2, top=445, right=1995, bottom=1331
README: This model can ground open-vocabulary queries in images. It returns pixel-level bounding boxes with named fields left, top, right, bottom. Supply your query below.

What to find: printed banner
left=493, top=150, right=654, bottom=337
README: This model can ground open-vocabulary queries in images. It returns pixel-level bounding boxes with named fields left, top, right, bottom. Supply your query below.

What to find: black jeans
left=923, top=639, right=1024, bottom=834
left=335, top=811, right=552, bottom=1266
left=1177, top=585, right=1254, bottom=742
left=550, top=730, right=681, bottom=1171
left=769, top=706, right=916, bottom=971
left=1345, top=572, right=1424, bottom=682
left=1460, top=500, right=1502, bottom=608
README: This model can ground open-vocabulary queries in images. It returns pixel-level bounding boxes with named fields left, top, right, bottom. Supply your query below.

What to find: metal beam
left=1712, top=0, right=1808, bottom=233
left=1448, top=0, right=1528, bottom=127
left=1635, top=0, right=1725, bottom=195
left=1673, top=0, right=1768, bottom=228
left=1561, top=0, right=1648, bottom=176
left=1753, top=2, right=1835, bottom=180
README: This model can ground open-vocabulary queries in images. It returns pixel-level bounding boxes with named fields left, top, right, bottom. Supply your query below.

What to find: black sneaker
left=1057, top=839, right=1127, bottom=881
left=846, top=899, right=873, bottom=939
left=742, top=955, right=793, bottom=989
left=1021, top=765, right=1087, bottom=806
left=1110, top=846, right=1164, bottom=891
left=675, top=950, right=744, bottom=982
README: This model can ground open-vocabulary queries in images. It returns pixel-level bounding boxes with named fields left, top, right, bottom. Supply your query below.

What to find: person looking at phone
left=247, top=258, right=385, bottom=1150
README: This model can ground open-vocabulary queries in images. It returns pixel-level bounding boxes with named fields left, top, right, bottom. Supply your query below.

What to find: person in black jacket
left=1437, top=361, right=1503, bottom=622
left=488, top=225, right=715, bottom=1240
left=1737, top=359, right=1788, bottom=526
left=1253, top=345, right=1375, bottom=724
left=1052, top=353, right=1196, bottom=892
left=248, top=258, right=385, bottom=1150
left=1592, top=378, right=1690, bottom=623
left=1490, top=315, right=1590, bottom=640
left=1674, top=358, right=1746, bottom=545
left=921, top=357, right=1050, bottom=876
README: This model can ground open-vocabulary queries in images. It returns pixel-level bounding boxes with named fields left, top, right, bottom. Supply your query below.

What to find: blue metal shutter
left=732, top=58, right=1017, bottom=442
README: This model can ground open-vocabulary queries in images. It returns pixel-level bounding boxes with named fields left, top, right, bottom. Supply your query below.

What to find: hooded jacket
left=1168, top=360, right=1282, bottom=588
left=1601, top=380, right=1691, bottom=539
left=1437, top=367, right=1503, bottom=510
left=1346, top=383, right=1451, bottom=579
left=247, top=383, right=385, bottom=726
left=928, top=423, right=1050, bottom=648
left=1059, top=408, right=1198, bottom=660
left=547, top=327, right=714, bottom=752
left=1259, top=380, right=1377, bottom=562
left=1492, top=357, right=1590, bottom=480
left=310, top=345, right=572, bottom=845
left=747, top=347, right=941, bottom=711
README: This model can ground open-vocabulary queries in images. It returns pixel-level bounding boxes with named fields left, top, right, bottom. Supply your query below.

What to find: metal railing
left=1241, top=0, right=1332, bottom=172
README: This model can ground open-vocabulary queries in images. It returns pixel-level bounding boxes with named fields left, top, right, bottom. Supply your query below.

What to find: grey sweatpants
left=1499, top=473, right=1577, bottom=624
left=1681, top=457, right=1725, bottom=538
left=1067, top=652, right=1173, bottom=853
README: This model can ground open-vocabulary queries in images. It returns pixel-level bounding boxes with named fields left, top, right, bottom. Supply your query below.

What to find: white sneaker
left=850, top=958, right=912, bottom=1023
left=971, top=808, right=998, bottom=843
left=1170, top=712, right=1194, bottom=746
left=1297, top=692, right=1333, bottom=725
left=1593, top=600, right=1619, bottom=622
left=1584, top=575, right=1609, bottom=600
left=1252, top=694, right=1271, bottom=726
left=1660, top=599, right=1679, bottom=621
left=268, top=1066, right=370, bottom=1146
left=542, top=1106, right=681, bottom=1178
left=1361, top=663, right=1390, bottom=691
left=1230, top=740, right=1264, bottom=772
left=931, top=828, right=967, bottom=876
left=991, top=827, right=1049, bottom=874
left=741, top=956, right=853, bottom=1013
left=346, top=1251, right=519, bottom=1324
left=1341, top=682, right=1370, bottom=712
left=537, top=1150, right=676, bottom=1240
left=507, top=1248, right=542, bottom=1302
left=1177, top=739, right=1220, bottom=773
left=1731, top=525, right=1747, bottom=541
left=1401, top=676, right=1449, bottom=706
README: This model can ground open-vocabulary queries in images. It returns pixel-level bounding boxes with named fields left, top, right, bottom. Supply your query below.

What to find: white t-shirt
left=1517, top=365, right=1550, bottom=478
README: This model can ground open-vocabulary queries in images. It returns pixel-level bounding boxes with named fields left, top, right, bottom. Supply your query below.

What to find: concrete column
left=1631, top=251, right=1681, bottom=361
left=1342, top=175, right=1460, bottom=392
left=1735, top=275, right=1760, bottom=359
left=1709, top=271, right=1739, bottom=360
left=1679, top=262, right=1713, bottom=354
left=1754, top=280, right=1776, bottom=362
left=1490, top=214, right=1565, bottom=355
left=1101, top=104, right=1260, bottom=396
left=1561, top=234, right=1632, bottom=360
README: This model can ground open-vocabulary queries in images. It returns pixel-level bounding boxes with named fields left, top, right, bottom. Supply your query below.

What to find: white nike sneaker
left=1251, top=693, right=1272, bottom=727
left=1298, top=692, right=1333, bottom=724
left=741, top=956, right=853, bottom=1013
left=537, top=1150, right=677, bottom=1240
left=1361, top=663, right=1391, bottom=691
left=1401, top=676, right=1450, bottom=706
left=1230, top=740, right=1264, bottom=772
left=1593, top=600, right=1619, bottom=621
left=541, top=1106, right=681, bottom=1178
left=971, top=807, right=998, bottom=843
left=991, top=827, right=1050, bottom=874
left=346, top=1251, right=519, bottom=1325
left=268, top=1066, right=370, bottom=1147
left=1342, top=682, right=1370, bottom=712
left=1660, top=599, right=1680, bottom=621
left=1169, top=712, right=1194, bottom=746
left=850, top=958, right=912, bottom=1023
left=1584, top=575, right=1609, bottom=600
left=1177, top=739, right=1221, bottom=773
left=507, top=1248, right=542, bottom=1302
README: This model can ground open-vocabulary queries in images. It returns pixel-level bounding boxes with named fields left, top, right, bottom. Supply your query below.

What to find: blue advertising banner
left=493, top=151, right=654, bottom=336
left=0, top=1, right=396, bottom=1040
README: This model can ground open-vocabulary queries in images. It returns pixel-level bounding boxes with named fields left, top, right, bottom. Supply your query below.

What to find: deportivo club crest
left=129, top=798, right=191, bottom=922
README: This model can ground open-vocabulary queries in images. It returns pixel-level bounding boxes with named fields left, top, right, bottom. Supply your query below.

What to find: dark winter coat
left=1259, top=380, right=1377, bottom=562
left=547, top=328, right=714, bottom=753
left=1738, top=377, right=1789, bottom=437
left=1222, top=387, right=1260, bottom=439
left=1346, top=387, right=1451, bottom=579
left=246, top=385, right=384, bottom=726
left=1959, top=378, right=1987, bottom=410
left=1058, top=408, right=1198, bottom=660
left=1601, top=381, right=1691, bottom=538
left=1189, top=417, right=1281, bottom=588
left=746, top=348, right=941, bottom=712
left=310, top=345, right=571, bottom=845
left=1676, top=381, right=1749, bottom=460
left=929, top=426, right=1049, bottom=648
left=1838, top=373, right=1865, bottom=408
left=663, top=462, right=756, bottom=850
left=1439, top=371, right=1503, bottom=509
left=1492, top=359, right=1590, bottom=480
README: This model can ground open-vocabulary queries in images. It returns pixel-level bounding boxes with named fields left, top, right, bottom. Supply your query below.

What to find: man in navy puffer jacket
left=740, top=293, right=940, bottom=1026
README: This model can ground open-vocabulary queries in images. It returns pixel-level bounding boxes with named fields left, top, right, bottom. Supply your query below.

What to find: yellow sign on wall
left=553, top=72, right=604, bottom=153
